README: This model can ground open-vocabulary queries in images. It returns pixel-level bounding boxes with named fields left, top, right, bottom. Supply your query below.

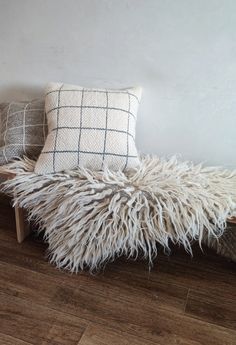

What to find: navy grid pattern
left=77, top=88, right=84, bottom=165
left=36, top=83, right=141, bottom=173
left=52, top=84, right=64, bottom=171
left=124, top=92, right=131, bottom=170
left=46, top=105, right=136, bottom=119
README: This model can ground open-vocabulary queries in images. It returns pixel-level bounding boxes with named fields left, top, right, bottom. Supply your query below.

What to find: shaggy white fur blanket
left=1, top=156, right=236, bottom=272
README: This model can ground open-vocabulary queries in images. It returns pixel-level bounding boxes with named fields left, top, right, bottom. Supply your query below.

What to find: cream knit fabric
left=35, top=82, right=142, bottom=174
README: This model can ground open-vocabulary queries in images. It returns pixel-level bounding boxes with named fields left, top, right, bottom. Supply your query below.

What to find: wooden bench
left=0, top=171, right=31, bottom=243
left=0, top=171, right=236, bottom=243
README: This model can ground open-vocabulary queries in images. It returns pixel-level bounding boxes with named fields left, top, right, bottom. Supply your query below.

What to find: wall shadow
left=0, top=85, right=43, bottom=102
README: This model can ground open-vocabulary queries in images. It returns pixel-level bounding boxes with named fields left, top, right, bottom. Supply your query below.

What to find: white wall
left=0, top=0, right=235, bottom=167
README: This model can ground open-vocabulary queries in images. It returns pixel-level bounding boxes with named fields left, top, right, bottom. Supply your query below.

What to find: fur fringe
left=1, top=155, right=236, bottom=272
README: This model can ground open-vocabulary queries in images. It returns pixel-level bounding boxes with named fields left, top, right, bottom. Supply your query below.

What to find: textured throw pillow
left=35, top=82, right=142, bottom=174
left=0, top=100, right=47, bottom=165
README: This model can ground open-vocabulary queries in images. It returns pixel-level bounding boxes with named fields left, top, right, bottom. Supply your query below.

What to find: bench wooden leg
left=14, top=205, right=31, bottom=243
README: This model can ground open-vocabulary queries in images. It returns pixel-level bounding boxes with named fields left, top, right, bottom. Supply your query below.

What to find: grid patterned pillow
left=35, top=82, right=142, bottom=174
left=0, top=100, right=47, bottom=165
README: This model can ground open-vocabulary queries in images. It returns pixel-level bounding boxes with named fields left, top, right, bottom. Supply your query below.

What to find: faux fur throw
left=1, top=156, right=236, bottom=272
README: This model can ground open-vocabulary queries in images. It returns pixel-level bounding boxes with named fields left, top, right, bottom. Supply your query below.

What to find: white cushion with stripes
left=35, top=82, right=142, bottom=174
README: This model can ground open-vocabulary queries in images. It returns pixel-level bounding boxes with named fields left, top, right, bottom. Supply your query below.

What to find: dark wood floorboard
left=0, top=202, right=236, bottom=345
left=0, top=333, right=32, bottom=345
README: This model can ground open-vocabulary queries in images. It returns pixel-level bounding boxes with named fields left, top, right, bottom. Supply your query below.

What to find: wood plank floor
left=0, top=201, right=235, bottom=345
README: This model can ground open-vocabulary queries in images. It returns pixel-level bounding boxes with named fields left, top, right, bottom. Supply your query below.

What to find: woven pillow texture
left=0, top=100, right=46, bottom=165
left=35, top=82, right=142, bottom=174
